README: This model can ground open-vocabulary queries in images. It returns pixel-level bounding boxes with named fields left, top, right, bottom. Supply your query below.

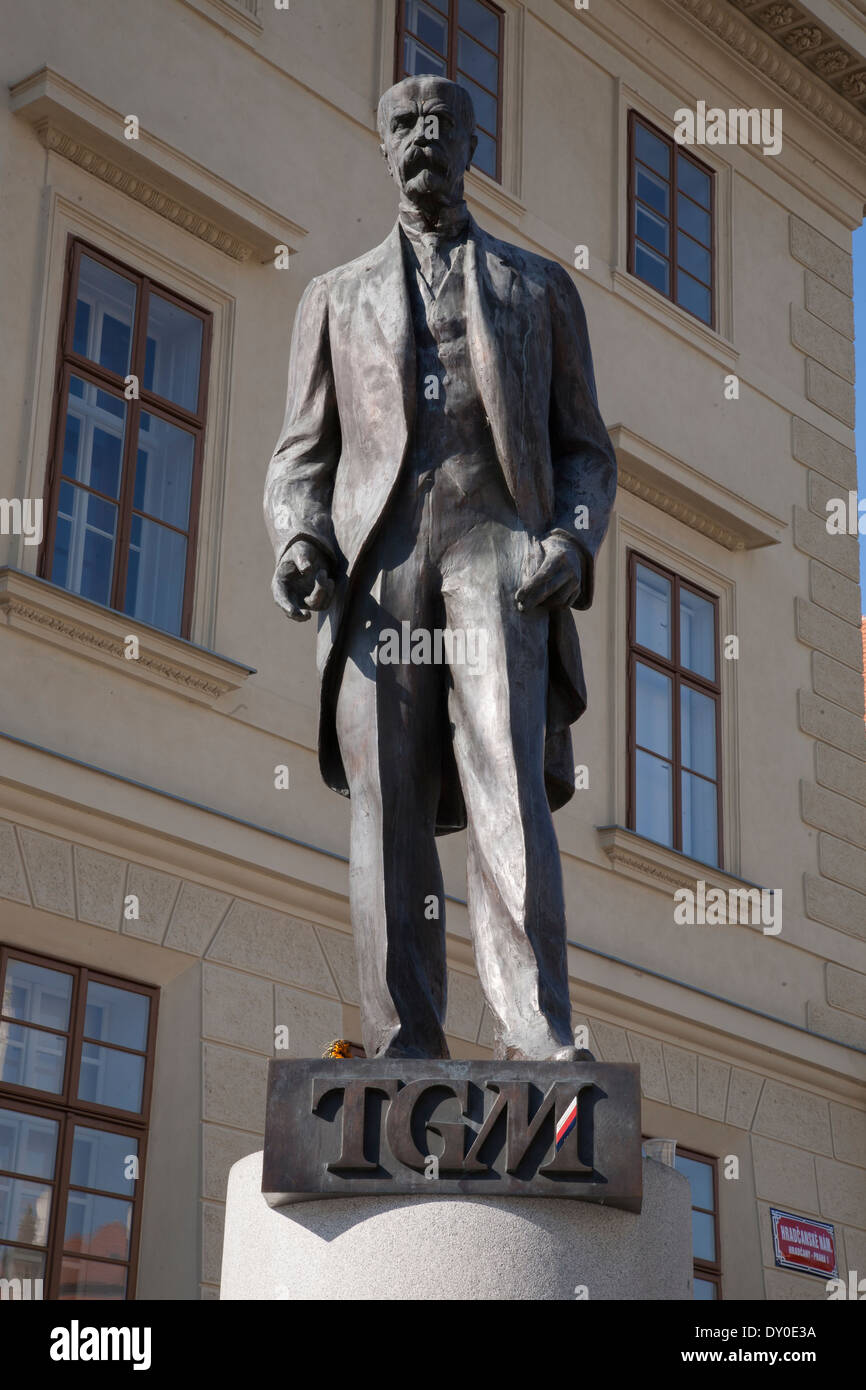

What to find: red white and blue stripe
left=555, top=1097, right=578, bottom=1150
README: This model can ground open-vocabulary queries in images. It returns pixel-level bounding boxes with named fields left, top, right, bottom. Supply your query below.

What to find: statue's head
left=377, top=75, right=477, bottom=209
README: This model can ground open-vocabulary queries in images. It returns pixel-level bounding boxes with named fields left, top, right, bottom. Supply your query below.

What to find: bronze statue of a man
left=265, top=76, right=616, bottom=1063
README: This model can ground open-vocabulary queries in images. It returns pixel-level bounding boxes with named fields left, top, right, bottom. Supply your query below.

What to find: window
left=627, top=552, right=722, bottom=866
left=395, top=0, right=503, bottom=181
left=0, top=948, right=157, bottom=1299
left=627, top=113, right=715, bottom=327
left=676, top=1147, right=722, bottom=1299
left=40, top=239, right=212, bottom=638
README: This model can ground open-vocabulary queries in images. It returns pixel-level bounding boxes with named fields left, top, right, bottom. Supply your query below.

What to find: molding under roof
left=663, top=0, right=866, bottom=155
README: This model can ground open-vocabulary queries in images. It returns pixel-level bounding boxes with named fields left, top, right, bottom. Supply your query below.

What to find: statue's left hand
left=514, top=536, right=582, bottom=612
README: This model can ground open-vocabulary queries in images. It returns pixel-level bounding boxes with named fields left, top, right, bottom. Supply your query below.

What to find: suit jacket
left=264, top=214, right=617, bottom=833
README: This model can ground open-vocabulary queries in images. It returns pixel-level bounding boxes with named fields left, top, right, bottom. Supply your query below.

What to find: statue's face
left=379, top=77, right=476, bottom=206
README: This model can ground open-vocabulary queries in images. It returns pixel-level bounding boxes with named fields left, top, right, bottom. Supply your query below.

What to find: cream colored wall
left=0, top=0, right=863, bottom=1300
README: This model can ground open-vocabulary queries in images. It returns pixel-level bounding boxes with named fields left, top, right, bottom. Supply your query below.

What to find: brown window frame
left=627, top=550, right=724, bottom=868
left=394, top=0, right=504, bottom=184
left=627, top=110, right=716, bottom=329
left=677, top=1144, right=723, bottom=1299
left=39, top=235, right=212, bottom=639
left=0, top=945, right=159, bottom=1300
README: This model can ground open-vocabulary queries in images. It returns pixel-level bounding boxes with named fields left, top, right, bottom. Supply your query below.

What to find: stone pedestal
left=220, top=1153, right=693, bottom=1300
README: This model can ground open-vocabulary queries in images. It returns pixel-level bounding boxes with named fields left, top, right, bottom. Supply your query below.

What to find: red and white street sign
left=771, top=1208, right=837, bottom=1278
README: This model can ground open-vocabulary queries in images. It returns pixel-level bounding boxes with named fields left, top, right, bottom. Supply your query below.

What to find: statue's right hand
left=272, top=539, right=335, bottom=622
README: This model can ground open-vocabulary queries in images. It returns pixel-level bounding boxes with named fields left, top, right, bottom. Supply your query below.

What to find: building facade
left=0, top=0, right=864, bottom=1300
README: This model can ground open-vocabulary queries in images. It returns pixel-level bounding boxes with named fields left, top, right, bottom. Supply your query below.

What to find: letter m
left=0, top=1277, right=22, bottom=1300
left=729, top=888, right=761, bottom=924
left=729, top=108, right=761, bottom=144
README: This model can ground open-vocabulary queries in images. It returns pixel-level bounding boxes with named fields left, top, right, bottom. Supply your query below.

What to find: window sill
left=596, top=824, right=766, bottom=900
left=0, top=569, right=255, bottom=707
left=611, top=268, right=738, bottom=370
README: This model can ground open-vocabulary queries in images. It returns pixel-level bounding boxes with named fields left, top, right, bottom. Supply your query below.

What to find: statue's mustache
left=403, top=146, right=449, bottom=179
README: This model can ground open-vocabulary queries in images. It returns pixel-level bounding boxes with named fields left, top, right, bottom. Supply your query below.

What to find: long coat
left=264, top=214, right=617, bottom=833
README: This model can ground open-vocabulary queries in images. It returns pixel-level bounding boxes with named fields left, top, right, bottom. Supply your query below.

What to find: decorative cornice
left=0, top=569, right=254, bottom=707
left=610, top=423, right=786, bottom=550
left=9, top=67, right=307, bottom=263
left=38, top=125, right=254, bottom=260
left=618, top=466, right=747, bottom=549
left=663, top=0, right=866, bottom=154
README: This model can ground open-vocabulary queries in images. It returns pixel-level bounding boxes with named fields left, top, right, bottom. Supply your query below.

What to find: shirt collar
left=398, top=199, right=470, bottom=244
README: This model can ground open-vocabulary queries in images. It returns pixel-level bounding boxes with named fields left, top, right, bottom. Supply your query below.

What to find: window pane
left=457, top=31, right=498, bottom=91
left=676, top=1154, right=715, bottom=1210
left=133, top=412, right=194, bottom=530
left=692, top=1209, right=716, bottom=1262
left=0, top=1024, right=66, bottom=1095
left=78, top=1043, right=144, bottom=1112
left=678, top=153, right=710, bottom=208
left=74, top=256, right=137, bottom=377
left=3, top=961, right=72, bottom=1031
left=635, top=564, right=671, bottom=658
left=123, top=514, right=187, bottom=636
left=403, top=34, right=447, bottom=77
left=694, top=1277, right=717, bottom=1299
left=635, top=750, right=673, bottom=846
left=680, top=588, right=715, bottom=678
left=677, top=192, right=710, bottom=246
left=677, top=269, right=712, bottom=325
left=681, top=686, right=716, bottom=777
left=635, top=242, right=669, bottom=296
left=472, top=127, right=497, bottom=178
left=636, top=663, right=672, bottom=758
left=635, top=204, right=669, bottom=257
left=51, top=482, right=118, bottom=607
left=682, top=771, right=718, bottom=865
left=405, top=0, right=448, bottom=55
left=456, top=72, right=497, bottom=136
left=64, top=1191, right=132, bottom=1261
left=0, top=1242, right=45, bottom=1284
left=71, top=1128, right=138, bottom=1198
left=84, top=983, right=149, bottom=1052
left=143, top=296, right=203, bottom=414
left=62, top=378, right=126, bottom=498
left=634, top=122, right=670, bottom=179
left=459, top=0, right=500, bottom=50
left=635, top=165, right=669, bottom=216
left=677, top=232, right=710, bottom=285
left=428, top=0, right=448, bottom=11
left=0, top=1177, right=52, bottom=1245
left=58, top=1256, right=127, bottom=1300
left=0, top=1110, right=59, bottom=1180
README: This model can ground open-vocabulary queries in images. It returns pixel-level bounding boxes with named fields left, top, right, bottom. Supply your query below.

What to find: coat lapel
left=465, top=219, right=545, bottom=530
left=363, top=223, right=416, bottom=456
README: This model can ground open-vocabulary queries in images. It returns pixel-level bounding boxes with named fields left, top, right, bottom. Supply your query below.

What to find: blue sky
left=853, top=224, right=866, bottom=599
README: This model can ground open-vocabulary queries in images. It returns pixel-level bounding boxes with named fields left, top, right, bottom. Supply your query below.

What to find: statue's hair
left=376, top=76, right=475, bottom=142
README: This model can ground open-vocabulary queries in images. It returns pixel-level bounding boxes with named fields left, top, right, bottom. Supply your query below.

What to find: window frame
left=394, top=0, right=504, bottom=183
left=626, top=549, right=724, bottom=868
left=0, top=945, right=158, bottom=1300
left=676, top=1144, right=722, bottom=1299
left=626, top=111, right=716, bottom=329
left=38, top=235, right=213, bottom=640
